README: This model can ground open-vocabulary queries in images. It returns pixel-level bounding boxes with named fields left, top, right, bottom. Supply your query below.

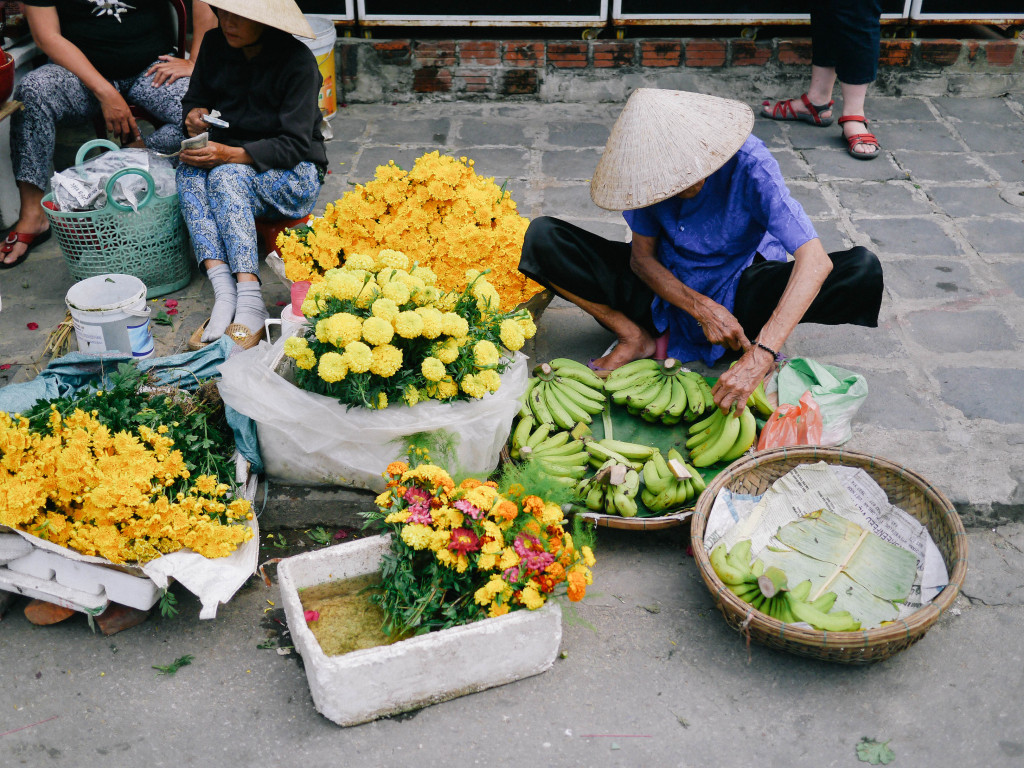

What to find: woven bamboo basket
left=690, top=447, right=968, bottom=664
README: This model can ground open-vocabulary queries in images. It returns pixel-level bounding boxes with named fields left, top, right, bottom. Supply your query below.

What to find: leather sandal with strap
left=761, top=93, right=835, bottom=127
left=837, top=115, right=881, bottom=161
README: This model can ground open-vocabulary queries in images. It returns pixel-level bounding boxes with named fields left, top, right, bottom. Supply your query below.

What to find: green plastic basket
left=42, top=140, right=192, bottom=298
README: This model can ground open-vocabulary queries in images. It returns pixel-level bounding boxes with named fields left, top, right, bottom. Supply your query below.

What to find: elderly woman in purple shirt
left=519, top=89, right=882, bottom=412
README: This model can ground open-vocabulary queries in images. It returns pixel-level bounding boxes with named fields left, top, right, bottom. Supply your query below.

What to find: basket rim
left=690, top=446, right=968, bottom=652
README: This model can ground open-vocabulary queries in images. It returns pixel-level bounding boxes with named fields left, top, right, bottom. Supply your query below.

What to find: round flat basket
left=577, top=509, right=692, bottom=530
left=690, top=447, right=967, bottom=665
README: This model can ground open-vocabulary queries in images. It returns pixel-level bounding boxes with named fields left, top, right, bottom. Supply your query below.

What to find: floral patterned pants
left=12, top=62, right=188, bottom=190
left=176, top=162, right=321, bottom=276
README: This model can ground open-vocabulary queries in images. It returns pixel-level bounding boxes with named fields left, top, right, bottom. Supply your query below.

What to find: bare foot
left=592, top=329, right=657, bottom=371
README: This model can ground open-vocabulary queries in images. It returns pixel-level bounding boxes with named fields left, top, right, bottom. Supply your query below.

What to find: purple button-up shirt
left=623, top=135, right=817, bottom=366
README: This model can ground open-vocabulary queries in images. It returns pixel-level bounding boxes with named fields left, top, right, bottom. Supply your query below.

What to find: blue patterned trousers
left=176, top=161, right=322, bottom=276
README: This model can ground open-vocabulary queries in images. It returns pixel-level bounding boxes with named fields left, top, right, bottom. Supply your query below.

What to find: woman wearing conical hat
left=519, top=89, right=882, bottom=413
left=177, top=0, right=328, bottom=350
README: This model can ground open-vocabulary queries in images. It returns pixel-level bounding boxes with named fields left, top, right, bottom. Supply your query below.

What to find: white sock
left=203, top=263, right=238, bottom=342
left=232, top=282, right=269, bottom=335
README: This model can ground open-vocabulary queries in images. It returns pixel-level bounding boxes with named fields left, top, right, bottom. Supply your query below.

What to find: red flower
left=304, top=610, right=320, bottom=622
left=275, top=301, right=287, bottom=307
left=167, top=308, right=179, bottom=315
left=0, top=364, right=10, bottom=371
left=448, top=527, right=480, bottom=556
left=26, top=322, right=38, bottom=330
left=164, top=299, right=178, bottom=309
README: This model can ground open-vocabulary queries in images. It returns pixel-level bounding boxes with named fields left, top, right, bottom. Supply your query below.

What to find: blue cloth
left=0, top=338, right=263, bottom=475
left=623, top=135, right=818, bottom=366
left=177, top=161, right=321, bottom=275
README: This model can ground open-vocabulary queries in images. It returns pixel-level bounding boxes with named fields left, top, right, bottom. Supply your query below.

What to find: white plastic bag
left=216, top=336, right=528, bottom=491
left=776, top=357, right=868, bottom=447
left=51, top=148, right=176, bottom=212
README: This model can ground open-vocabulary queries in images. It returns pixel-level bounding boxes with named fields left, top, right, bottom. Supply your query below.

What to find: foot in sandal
left=838, top=115, right=881, bottom=160
left=761, top=93, right=835, bottom=126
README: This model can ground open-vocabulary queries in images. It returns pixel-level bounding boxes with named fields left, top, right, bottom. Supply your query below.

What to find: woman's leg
left=733, top=247, right=884, bottom=341
left=520, top=216, right=657, bottom=369
left=124, top=66, right=188, bottom=155
left=5, top=64, right=98, bottom=264
left=177, top=164, right=238, bottom=340
left=832, top=0, right=883, bottom=155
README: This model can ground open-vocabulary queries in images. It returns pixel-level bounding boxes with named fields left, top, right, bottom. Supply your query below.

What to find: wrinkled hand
left=711, top=348, right=774, bottom=414
left=184, top=107, right=209, bottom=138
left=146, top=55, right=194, bottom=87
left=99, top=91, right=139, bottom=143
left=695, top=301, right=749, bottom=352
left=180, top=142, right=239, bottom=169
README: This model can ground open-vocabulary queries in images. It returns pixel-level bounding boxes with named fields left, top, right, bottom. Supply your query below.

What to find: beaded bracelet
left=754, top=340, right=780, bottom=360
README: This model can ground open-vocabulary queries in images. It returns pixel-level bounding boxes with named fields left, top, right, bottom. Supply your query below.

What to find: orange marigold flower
left=567, top=570, right=587, bottom=602
left=459, top=478, right=483, bottom=490
left=385, top=461, right=408, bottom=477
left=493, top=500, right=518, bottom=522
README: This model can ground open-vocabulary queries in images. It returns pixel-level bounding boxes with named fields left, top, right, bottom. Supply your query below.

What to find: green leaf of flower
left=857, top=737, right=896, bottom=765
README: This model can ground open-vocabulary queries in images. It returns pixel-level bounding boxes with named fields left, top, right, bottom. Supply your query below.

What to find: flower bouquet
left=282, top=249, right=536, bottom=410
left=364, top=456, right=595, bottom=637
left=275, top=152, right=544, bottom=310
left=0, top=365, right=253, bottom=565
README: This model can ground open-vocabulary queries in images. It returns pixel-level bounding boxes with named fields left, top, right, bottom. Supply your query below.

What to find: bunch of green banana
left=577, top=459, right=641, bottom=517
left=603, top=358, right=715, bottom=425
left=519, top=359, right=607, bottom=430
left=640, top=448, right=706, bottom=512
left=685, top=406, right=758, bottom=468
left=583, top=438, right=657, bottom=471
left=747, top=380, right=774, bottom=418
left=709, top=542, right=861, bottom=632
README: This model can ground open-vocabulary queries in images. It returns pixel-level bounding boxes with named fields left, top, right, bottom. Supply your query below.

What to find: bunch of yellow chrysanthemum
left=0, top=409, right=253, bottom=564
left=283, top=250, right=535, bottom=411
left=366, top=459, right=595, bottom=638
left=276, top=152, right=544, bottom=308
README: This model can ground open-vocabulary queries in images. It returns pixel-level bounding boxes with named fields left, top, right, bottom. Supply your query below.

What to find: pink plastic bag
left=756, top=390, right=823, bottom=450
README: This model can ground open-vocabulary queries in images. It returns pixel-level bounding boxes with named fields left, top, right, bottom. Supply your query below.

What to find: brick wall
left=340, top=37, right=1023, bottom=102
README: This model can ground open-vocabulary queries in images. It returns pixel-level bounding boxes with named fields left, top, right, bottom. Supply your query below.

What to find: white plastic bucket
left=65, top=274, right=154, bottom=358
left=298, top=15, right=337, bottom=120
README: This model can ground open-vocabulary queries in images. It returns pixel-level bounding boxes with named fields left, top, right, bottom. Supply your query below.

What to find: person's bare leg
left=837, top=81, right=877, bottom=155
left=549, top=281, right=656, bottom=370
left=1, top=183, right=48, bottom=265
left=763, top=65, right=837, bottom=121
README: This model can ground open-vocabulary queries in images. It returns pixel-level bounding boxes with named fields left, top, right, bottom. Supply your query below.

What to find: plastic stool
left=255, top=215, right=312, bottom=255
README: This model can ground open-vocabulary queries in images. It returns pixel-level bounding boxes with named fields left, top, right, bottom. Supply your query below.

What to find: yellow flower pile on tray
left=364, top=455, right=595, bottom=637
left=276, top=152, right=544, bottom=309
left=0, top=368, right=253, bottom=565
left=283, top=249, right=536, bottom=410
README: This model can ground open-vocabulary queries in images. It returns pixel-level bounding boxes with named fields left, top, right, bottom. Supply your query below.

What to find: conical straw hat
left=590, top=89, right=754, bottom=211
left=205, top=0, right=315, bottom=38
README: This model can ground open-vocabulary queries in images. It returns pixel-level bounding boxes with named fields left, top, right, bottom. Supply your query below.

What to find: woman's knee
left=835, top=246, right=883, bottom=289
left=208, top=163, right=255, bottom=193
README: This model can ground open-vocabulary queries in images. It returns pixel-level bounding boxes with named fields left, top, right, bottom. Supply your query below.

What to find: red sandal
left=837, top=115, right=881, bottom=161
left=761, top=93, right=835, bottom=127
left=0, top=228, right=51, bottom=269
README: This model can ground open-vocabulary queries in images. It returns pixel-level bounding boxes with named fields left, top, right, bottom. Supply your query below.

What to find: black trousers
left=811, top=0, right=883, bottom=86
left=519, top=216, right=883, bottom=342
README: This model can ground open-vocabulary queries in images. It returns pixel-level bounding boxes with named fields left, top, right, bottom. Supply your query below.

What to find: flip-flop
left=0, top=228, right=51, bottom=270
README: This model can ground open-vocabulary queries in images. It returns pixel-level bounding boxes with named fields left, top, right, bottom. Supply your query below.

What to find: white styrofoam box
left=278, top=535, right=563, bottom=727
left=5, top=548, right=161, bottom=611
left=0, top=566, right=110, bottom=614
left=0, top=534, right=34, bottom=565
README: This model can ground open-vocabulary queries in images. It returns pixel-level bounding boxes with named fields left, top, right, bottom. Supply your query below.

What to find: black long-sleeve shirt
left=181, top=27, right=328, bottom=173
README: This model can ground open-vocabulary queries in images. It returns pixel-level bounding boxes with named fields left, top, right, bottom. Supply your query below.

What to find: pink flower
left=404, top=486, right=431, bottom=505
left=304, top=610, right=320, bottom=622
left=406, top=503, right=433, bottom=525
left=0, top=364, right=10, bottom=371
left=164, top=299, right=178, bottom=309
left=26, top=322, right=38, bottom=330
left=448, top=527, right=480, bottom=556
left=333, top=529, right=348, bottom=541
left=514, top=534, right=555, bottom=573
left=453, top=499, right=483, bottom=520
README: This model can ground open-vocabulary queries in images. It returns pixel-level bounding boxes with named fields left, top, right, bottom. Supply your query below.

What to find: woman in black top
left=178, top=0, right=327, bottom=349
left=1, top=0, right=217, bottom=269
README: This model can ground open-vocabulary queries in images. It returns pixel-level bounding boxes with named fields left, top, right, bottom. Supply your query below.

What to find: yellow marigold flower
left=344, top=253, right=375, bottom=271
left=414, top=307, right=444, bottom=339
left=377, top=249, right=410, bottom=270
left=429, top=528, right=450, bottom=552
left=465, top=485, right=498, bottom=512
left=317, top=352, right=348, bottom=383
left=460, top=373, right=487, bottom=399
left=355, top=282, right=379, bottom=309
left=326, top=270, right=363, bottom=301
left=520, top=584, right=545, bottom=611
left=421, top=356, right=445, bottom=382
left=540, top=501, right=563, bottom=526
left=441, top=312, right=468, bottom=338
left=410, top=266, right=437, bottom=286
left=376, top=392, right=388, bottom=409
left=371, top=297, right=400, bottom=322
left=489, top=602, right=510, bottom=618
left=296, top=350, right=317, bottom=370
left=435, top=376, right=459, bottom=400
left=342, top=341, right=372, bottom=373
left=382, top=281, right=411, bottom=306
left=394, top=311, right=424, bottom=339
left=434, top=337, right=460, bottom=365
left=384, top=509, right=411, bottom=524
left=581, top=545, right=596, bottom=567
left=283, top=335, right=310, bottom=360
left=473, top=340, right=500, bottom=368
left=517, top=313, right=537, bottom=340
left=316, top=312, right=363, bottom=347
left=403, top=385, right=421, bottom=406
left=477, top=369, right=502, bottom=393
left=499, top=319, right=525, bottom=351
left=414, top=286, right=442, bottom=307
left=400, top=523, right=433, bottom=550
left=478, top=552, right=498, bottom=570
left=361, top=316, right=394, bottom=346
left=370, top=344, right=403, bottom=378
